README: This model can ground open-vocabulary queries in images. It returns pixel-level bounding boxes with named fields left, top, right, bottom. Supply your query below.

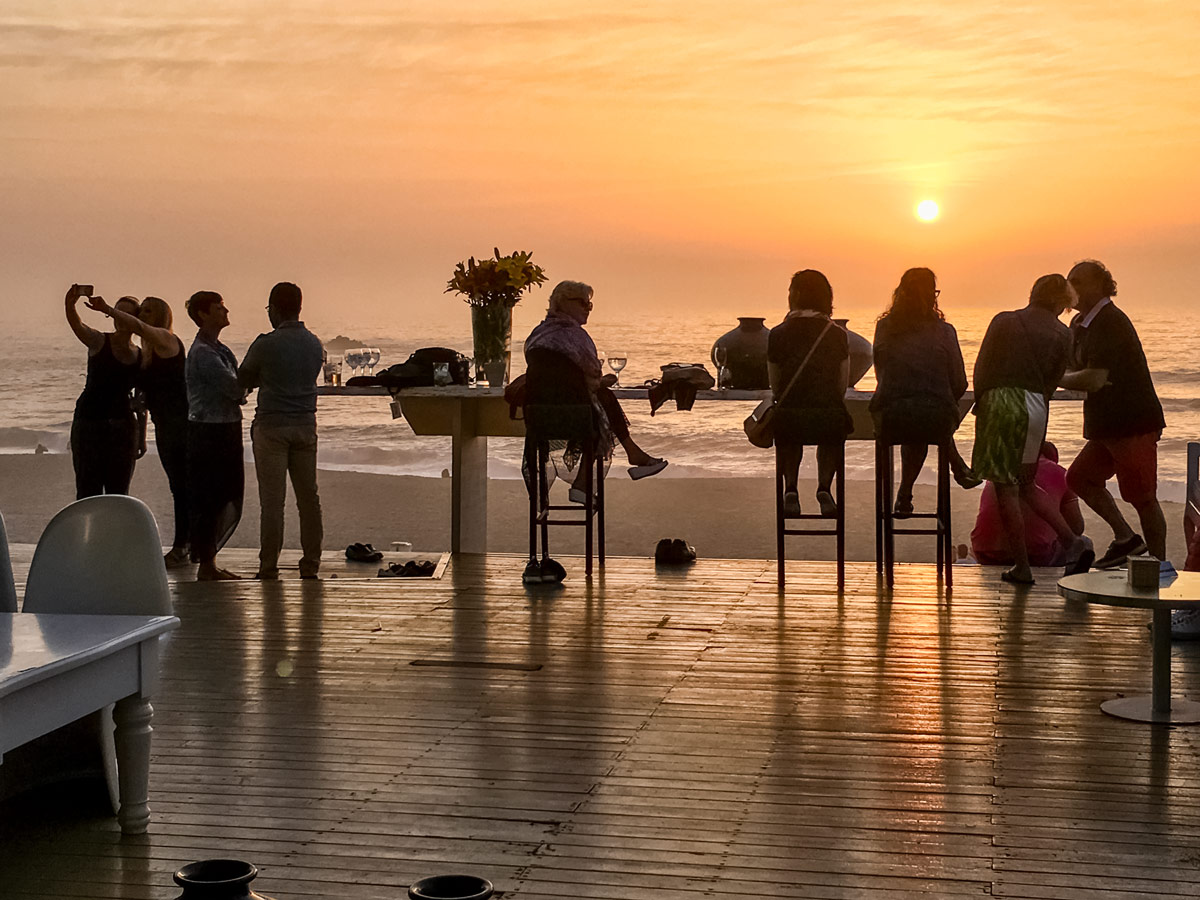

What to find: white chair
left=0, top=510, right=16, bottom=613
left=24, top=495, right=173, bottom=617
left=20, top=495, right=173, bottom=811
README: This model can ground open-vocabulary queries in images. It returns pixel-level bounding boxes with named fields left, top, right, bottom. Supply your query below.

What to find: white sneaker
left=1171, top=607, right=1200, bottom=641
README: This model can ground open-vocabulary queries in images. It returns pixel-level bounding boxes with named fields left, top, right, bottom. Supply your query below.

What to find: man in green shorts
left=971, top=274, right=1093, bottom=585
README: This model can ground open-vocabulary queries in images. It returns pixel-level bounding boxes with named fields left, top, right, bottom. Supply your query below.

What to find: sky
left=2, top=1, right=1198, bottom=338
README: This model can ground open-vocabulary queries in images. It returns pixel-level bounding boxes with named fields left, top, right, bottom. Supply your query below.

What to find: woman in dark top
left=767, top=269, right=852, bottom=518
left=91, top=295, right=191, bottom=566
left=65, top=284, right=142, bottom=499
left=871, top=267, right=976, bottom=516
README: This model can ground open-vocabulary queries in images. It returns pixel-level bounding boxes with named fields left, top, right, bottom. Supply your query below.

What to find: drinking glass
left=433, top=362, right=452, bottom=386
left=714, top=346, right=729, bottom=389
left=607, top=351, right=627, bottom=387
left=367, top=348, right=381, bottom=375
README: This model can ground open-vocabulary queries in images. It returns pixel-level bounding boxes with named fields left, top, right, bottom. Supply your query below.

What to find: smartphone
left=74, top=284, right=95, bottom=297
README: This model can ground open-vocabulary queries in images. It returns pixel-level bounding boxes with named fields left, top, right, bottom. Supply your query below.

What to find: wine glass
left=607, top=350, right=627, bottom=387
left=714, top=346, right=729, bottom=389
left=367, top=347, right=381, bottom=375
left=344, top=349, right=361, bottom=378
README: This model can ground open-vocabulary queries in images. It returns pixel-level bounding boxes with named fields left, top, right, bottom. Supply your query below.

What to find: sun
left=916, top=199, right=940, bottom=222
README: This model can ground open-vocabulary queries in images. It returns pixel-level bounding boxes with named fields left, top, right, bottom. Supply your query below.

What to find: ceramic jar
left=173, top=860, right=274, bottom=900
left=408, top=873, right=495, bottom=900
left=833, top=318, right=874, bottom=387
left=711, top=317, right=770, bottom=390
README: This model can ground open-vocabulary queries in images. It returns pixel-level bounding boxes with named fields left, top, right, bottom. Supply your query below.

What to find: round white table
left=1058, top=569, right=1200, bottom=724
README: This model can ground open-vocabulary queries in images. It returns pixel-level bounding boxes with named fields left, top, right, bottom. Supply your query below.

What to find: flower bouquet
left=446, top=248, right=547, bottom=386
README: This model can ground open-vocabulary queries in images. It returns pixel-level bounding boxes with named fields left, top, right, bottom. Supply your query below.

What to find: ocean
left=3, top=307, right=1198, bottom=500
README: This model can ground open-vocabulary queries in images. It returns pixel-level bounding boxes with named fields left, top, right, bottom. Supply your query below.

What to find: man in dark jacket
left=1061, top=260, right=1166, bottom=568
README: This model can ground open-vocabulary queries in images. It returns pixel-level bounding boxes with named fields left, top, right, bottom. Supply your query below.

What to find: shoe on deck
left=1171, top=607, right=1200, bottom=641
left=1094, top=534, right=1147, bottom=569
left=163, top=547, right=192, bottom=568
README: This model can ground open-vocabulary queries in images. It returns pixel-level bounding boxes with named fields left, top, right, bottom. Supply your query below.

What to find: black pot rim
left=174, top=859, right=258, bottom=887
left=408, top=873, right=495, bottom=900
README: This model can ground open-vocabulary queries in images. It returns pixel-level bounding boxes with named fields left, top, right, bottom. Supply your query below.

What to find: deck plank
left=3, top=548, right=1200, bottom=898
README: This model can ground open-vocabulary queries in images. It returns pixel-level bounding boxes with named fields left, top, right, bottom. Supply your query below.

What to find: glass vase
left=470, top=303, right=513, bottom=387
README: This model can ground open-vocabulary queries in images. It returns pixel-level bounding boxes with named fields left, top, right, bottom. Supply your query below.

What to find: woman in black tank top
left=65, top=285, right=142, bottom=499
left=91, top=295, right=192, bottom=568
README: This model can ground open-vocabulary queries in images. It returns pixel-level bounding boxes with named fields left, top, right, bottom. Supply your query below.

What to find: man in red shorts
left=1061, top=260, right=1166, bottom=567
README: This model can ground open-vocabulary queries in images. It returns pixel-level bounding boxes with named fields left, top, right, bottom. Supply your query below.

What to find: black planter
left=711, top=317, right=770, bottom=389
left=409, top=873, right=495, bottom=900
left=173, top=860, right=274, bottom=899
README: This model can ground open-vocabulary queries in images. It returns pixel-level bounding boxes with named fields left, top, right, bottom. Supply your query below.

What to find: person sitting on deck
left=767, top=269, right=852, bottom=518
left=870, top=267, right=980, bottom=516
left=522, top=280, right=667, bottom=500
left=971, top=441, right=1092, bottom=573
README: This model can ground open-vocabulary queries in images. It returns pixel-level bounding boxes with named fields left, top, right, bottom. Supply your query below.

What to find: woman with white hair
left=523, top=280, right=667, bottom=495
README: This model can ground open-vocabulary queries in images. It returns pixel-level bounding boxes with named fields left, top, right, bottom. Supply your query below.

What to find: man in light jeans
left=238, top=282, right=325, bottom=579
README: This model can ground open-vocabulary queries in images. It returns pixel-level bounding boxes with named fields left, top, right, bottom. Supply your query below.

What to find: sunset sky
left=3, top=1, right=1198, bottom=335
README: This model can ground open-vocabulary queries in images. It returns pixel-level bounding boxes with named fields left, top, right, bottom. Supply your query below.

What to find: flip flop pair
left=379, top=559, right=436, bottom=577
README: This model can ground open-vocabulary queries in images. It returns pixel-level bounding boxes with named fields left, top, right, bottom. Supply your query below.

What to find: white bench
left=0, top=612, right=178, bottom=833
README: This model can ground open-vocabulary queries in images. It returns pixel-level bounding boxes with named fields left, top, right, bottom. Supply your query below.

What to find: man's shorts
left=971, top=387, right=1046, bottom=486
left=1067, top=431, right=1161, bottom=505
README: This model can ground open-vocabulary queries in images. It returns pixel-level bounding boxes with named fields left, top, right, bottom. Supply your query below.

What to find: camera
left=74, top=284, right=95, bottom=297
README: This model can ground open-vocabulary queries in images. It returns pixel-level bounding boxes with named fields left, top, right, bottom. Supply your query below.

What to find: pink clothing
left=971, top=458, right=1076, bottom=566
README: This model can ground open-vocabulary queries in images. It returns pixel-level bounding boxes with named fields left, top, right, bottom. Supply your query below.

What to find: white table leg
left=451, top=400, right=488, bottom=554
left=113, top=696, right=154, bottom=834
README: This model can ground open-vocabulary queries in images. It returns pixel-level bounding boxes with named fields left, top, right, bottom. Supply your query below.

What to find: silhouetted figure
left=65, top=284, right=142, bottom=498
left=185, top=291, right=244, bottom=581
left=870, top=268, right=976, bottom=516
left=767, top=269, right=851, bottom=517
left=238, top=282, right=325, bottom=580
left=92, top=295, right=191, bottom=567
left=523, top=280, right=667, bottom=499
left=971, top=276, right=1091, bottom=583
left=1062, top=259, right=1166, bottom=567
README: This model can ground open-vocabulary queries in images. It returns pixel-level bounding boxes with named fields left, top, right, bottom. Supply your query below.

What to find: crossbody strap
left=776, top=319, right=834, bottom=406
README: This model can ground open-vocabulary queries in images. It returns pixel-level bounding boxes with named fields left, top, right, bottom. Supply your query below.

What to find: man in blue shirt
left=238, top=282, right=325, bottom=579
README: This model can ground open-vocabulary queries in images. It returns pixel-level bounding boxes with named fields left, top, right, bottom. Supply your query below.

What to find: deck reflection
left=2, top=551, right=1198, bottom=899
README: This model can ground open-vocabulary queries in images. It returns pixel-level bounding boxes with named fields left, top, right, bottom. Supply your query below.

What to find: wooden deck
left=3, top=549, right=1200, bottom=899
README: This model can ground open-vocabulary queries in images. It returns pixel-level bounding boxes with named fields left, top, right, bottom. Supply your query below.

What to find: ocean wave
left=0, top=424, right=71, bottom=453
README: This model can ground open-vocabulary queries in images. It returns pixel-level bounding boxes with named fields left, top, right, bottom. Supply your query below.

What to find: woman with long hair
left=88, top=295, right=191, bottom=566
left=871, top=268, right=977, bottom=515
left=65, top=285, right=142, bottom=498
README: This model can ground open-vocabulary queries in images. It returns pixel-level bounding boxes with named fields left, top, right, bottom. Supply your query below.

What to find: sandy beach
left=0, top=452, right=1189, bottom=567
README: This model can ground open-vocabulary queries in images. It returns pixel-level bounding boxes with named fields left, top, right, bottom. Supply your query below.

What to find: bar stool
left=524, top=404, right=605, bottom=579
left=874, top=438, right=953, bottom=589
left=776, top=441, right=846, bottom=589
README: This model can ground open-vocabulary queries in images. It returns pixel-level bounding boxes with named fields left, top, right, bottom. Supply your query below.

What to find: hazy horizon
left=3, top=1, right=1198, bottom=338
